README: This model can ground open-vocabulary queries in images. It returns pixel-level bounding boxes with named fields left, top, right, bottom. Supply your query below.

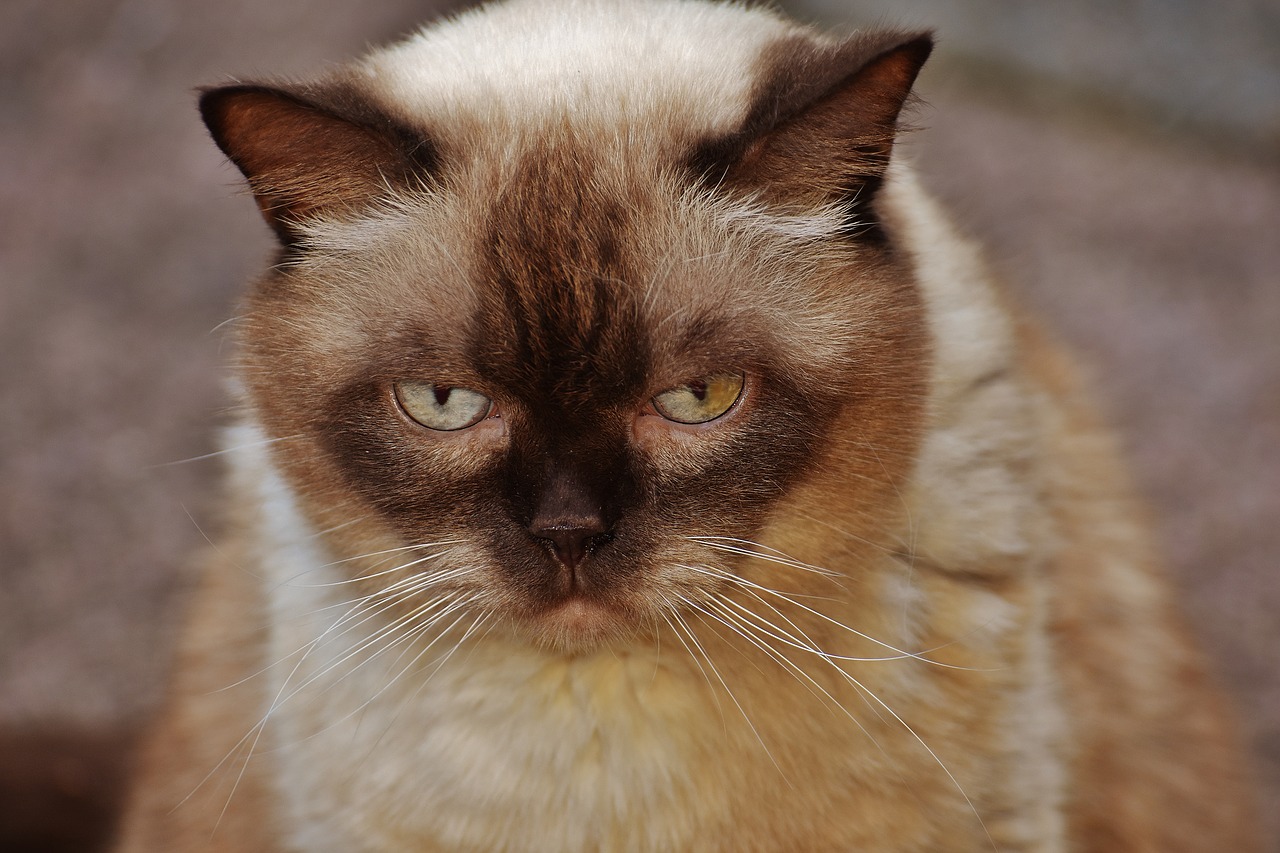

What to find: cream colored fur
left=363, top=0, right=786, bottom=144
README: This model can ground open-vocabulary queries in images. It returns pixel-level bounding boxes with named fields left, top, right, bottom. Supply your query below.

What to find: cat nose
left=525, top=455, right=616, bottom=572
left=529, top=517, right=610, bottom=570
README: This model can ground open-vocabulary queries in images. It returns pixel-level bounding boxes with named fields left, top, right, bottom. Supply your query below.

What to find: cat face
left=205, top=15, right=932, bottom=651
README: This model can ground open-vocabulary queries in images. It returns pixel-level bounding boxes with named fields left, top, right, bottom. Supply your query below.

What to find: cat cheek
left=631, top=410, right=729, bottom=448
left=439, top=416, right=506, bottom=449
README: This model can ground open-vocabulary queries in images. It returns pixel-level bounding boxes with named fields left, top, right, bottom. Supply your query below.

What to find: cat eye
left=394, top=381, right=493, bottom=431
left=651, top=372, right=745, bottom=425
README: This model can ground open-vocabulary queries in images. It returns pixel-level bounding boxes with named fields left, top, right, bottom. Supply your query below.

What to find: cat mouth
left=522, top=591, right=636, bottom=652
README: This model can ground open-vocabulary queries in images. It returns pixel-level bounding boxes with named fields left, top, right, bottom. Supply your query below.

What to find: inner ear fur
left=691, top=30, right=933, bottom=230
left=199, top=83, right=436, bottom=244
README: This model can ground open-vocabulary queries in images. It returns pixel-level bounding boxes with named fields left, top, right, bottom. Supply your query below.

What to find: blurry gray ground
left=1, top=1, right=1276, bottom=850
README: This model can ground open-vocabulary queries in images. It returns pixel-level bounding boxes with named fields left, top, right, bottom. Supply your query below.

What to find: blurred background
left=0, top=0, right=1276, bottom=850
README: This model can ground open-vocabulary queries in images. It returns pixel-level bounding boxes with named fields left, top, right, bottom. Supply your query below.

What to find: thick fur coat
left=116, top=1, right=1259, bottom=850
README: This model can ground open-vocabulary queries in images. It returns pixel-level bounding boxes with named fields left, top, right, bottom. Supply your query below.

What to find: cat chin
left=516, top=595, right=645, bottom=655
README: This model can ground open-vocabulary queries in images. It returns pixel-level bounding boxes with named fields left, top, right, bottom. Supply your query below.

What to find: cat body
left=116, top=1, right=1259, bottom=850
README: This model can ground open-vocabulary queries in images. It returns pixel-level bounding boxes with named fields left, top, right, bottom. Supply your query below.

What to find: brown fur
left=1018, top=318, right=1260, bottom=849
left=116, top=2, right=1260, bottom=850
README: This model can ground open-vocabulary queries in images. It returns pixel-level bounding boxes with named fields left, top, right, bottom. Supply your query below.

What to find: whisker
left=200, top=566, right=476, bottom=814
left=150, top=433, right=306, bottom=468
left=682, top=569, right=994, bottom=850
left=686, top=536, right=842, bottom=578
left=671, top=594, right=791, bottom=786
left=362, top=594, right=482, bottom=685
left=823, top=658, right=997, bottom=852
left=283, top=546, right=463, bottom=589
left=210, top=585, right=479, bottom=817
left=294, top=590, right=475, bottom=702
left=684, top=595, right=829, bottom=710
left=678, top=597, right=773, bottom=682
left=658, top=602, right=725, bottom=727
left=377, top=608, right=493, bottom=728
left=791, top=510, right=910, bottom=559
left=860, top=439, right=918, bottom=558
left=302, top=515, right=370, bottom=540
left=648, top=609, right=664, bottom=687
left=682, top=562, right=977, bottom=669
left=208, top=314, right=247, bottom=336
left=696, top=595, right=877, bottom=745
left=699, top=597, right=984, bottom=845
left=302, top=597, right=485, bottom=745
left=711, top=588, right=919, bottom=666
left=226, top=564, right=474, bottom=690
left=328, top=541, right=464, bottom=570
left=723, top=572, right=996, bottom=672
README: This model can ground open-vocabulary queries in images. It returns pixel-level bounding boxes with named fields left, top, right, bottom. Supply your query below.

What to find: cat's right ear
left=689, top=31, right=932, bottom=238
left=199, top=84, right=434, bottom=245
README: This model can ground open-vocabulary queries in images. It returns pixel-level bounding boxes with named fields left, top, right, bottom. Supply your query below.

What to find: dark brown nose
left=529, top=518, right=609, bottom=570
left=526, top=455, right=614, bottom=572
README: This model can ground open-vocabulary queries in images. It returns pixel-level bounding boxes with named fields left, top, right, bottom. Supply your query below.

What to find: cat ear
left=691, top=31, right=933, bottom=235
left=199, top=84, right=434, bottom=244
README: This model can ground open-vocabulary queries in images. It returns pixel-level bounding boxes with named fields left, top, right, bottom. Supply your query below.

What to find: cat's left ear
left=691, top=30, right=932, bottom=235
left=199, top=83, right=433, bottom=245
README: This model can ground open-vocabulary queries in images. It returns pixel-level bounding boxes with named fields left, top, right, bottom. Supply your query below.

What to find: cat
left=114, top=0, right=1260, bottom=850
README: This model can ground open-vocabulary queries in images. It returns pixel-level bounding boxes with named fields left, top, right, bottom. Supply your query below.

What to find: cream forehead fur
left=361, top=0, right=809, bottom=138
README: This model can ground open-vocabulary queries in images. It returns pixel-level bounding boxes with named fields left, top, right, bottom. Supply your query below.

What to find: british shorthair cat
left=115, top=0, right=1259, bottom=850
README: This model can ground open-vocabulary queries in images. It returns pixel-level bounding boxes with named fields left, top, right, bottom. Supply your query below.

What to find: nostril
left=530, top=522, right=610, bottom=570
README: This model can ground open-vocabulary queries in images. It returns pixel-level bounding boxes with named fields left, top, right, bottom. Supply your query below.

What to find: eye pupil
left=434, top=386, right=452, bottom=407
left=688, top=381, right=707, bottom=401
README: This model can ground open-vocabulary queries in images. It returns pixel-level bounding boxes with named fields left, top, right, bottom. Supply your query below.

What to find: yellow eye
left=394, top=381, right=492, bottom=431
left=652, top=372, right=745, bottom=425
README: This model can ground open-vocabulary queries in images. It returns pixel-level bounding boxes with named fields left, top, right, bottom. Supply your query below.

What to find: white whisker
left=151, top=433, right=306, bottom=468
left=658, top=601, right=725, bottom=726
left=671, top=594, right=792, bottom=787
left=696, top=595, right=876, bottom=744
left=687, top=535, right=842, bottom=578
left=283, top=545, right=463, bottom=589
left=196, top=568, right=478, bottom=819
left=308, top=597, right=485, bottom=743
left=824, top=657, right=997, bottom=851
left=680, top=562, right=976, bottom=669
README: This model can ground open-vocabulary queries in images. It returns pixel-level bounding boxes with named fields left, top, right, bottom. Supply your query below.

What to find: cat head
left=203, top=0, right=932, bottom=651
